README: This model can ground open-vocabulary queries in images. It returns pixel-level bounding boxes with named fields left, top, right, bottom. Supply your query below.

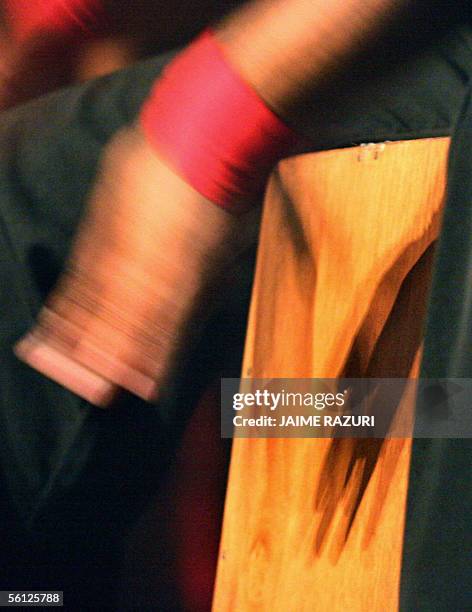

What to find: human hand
left=15, top=126, right=243, bottom=405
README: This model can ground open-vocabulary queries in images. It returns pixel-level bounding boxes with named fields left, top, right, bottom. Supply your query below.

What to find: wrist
left=140, top=30, right=299, bottom=214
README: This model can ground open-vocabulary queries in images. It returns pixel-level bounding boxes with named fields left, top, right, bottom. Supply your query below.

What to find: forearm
left=142, top=0, right=465, bottom=209
left=215, top=0, right=464, bottom=118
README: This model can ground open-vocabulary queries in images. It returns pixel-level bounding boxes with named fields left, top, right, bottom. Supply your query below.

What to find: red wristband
left=140, top=30, right=298, bottom=213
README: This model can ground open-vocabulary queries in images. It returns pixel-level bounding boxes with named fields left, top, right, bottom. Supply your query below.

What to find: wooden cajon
left=213, top=138, right=450, bottom=611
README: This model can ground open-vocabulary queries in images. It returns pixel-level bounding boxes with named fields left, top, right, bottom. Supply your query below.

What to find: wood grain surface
left=213, top=138, right=450, bottom=611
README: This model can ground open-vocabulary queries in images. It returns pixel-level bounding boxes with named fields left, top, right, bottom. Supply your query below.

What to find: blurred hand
left=15, top=126, right=244, bottom=405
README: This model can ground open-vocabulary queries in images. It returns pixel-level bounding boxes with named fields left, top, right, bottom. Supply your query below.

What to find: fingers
left=14, top=332, right=119, bottom=407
